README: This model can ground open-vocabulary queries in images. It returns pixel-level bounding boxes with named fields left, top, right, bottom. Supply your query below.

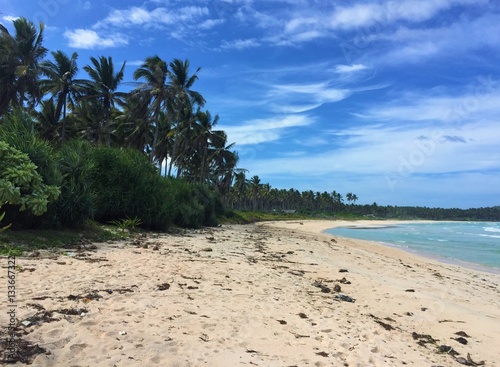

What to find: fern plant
left=109, top=217, right=142, bottom=233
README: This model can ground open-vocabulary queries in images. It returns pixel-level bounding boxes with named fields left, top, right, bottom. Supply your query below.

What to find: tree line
left=0, top=17, right=233, bottom=229
left=2, top=17, right=497, bottom=230
left=1, top=18, right=237, bottom=188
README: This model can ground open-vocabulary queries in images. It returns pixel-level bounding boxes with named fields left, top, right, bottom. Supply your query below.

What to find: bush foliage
left=1, top=112, right=223, bottom=230
left=90, top=147, right=174, bottom=230
left=54, top=140, right=96, bottom=227
left=0, top=141, right=60, bottom=219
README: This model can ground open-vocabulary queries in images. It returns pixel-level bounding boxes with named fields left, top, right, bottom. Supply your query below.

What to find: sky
left=2, top=0, right=500, bottom=209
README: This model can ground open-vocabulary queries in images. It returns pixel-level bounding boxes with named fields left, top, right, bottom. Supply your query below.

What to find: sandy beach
left=1, top=220, right=499, bottom=366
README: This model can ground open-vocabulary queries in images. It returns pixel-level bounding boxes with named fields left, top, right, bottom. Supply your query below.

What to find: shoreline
left=1, top=221, right=499, bottom=366
left=268, top=219, right=500, bottom=275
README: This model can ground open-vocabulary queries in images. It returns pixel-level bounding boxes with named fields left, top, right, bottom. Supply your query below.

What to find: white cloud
left=64, top=29, right=128, bottom=49
left=197, top=18, right=225, bottom=30
left=96, top=6, right=208, bottom=29
left=2, top=15, right=19, bottom=22
left=329, top=0, right=487, bottom=30
left=220, top=115, right=314, bottom=145
left=267, top=81, right=351, bottom=112
left=284, top=17, right=318, bottom=33
left=330, top=3, right=383, bottom=30
left=374, top=13, right=500, bottom=63
left=272, top=103, right=323, bottom=114
left=334, top=64, right=368, bottom=73
left=99, top=7, right=172, bottom=27
left=220, top=38, right=260, bottom=50
left=242, top=118, right=500, bottom=179
left=363, top=81, right=500, bottom=124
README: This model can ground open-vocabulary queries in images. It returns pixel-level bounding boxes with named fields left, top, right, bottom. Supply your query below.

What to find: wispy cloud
left=242, top=118, right=500, bottom=178
left=334, top=64, right=368, bottom=73
left=95, top=6, right=209, bottom=28
left=197, top=18, right=225, bottom=30
left=371, top=13, right=500, bottom=63
left=362, top=80, right=500, bottom=124
left=220, top=115, right=314, bottom=145
left=64, top=29, right=128, bottom=49
left=266, top=81, right=351, bottom=112
left=329, top=0, right=487, bottom=30
left=220, top=38, right=260, bottom=50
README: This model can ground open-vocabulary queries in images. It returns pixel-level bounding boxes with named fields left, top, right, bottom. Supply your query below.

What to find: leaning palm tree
left=0, top=17, right=47, bottom=113
left=82, top=56, right=126, bottom=146
left=40, top=50, right=82, bottom=144
left=132, top=55, right=169, bottom=163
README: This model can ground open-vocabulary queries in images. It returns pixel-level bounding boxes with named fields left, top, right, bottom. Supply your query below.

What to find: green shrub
left=1, top=110, right=62, bottom=228
left=54, top=140, right=96, bottom=227
left=0, top=141, right=60, bottom=226
left=192, top=183, right=222, bottom=227
left=109, top=217, right=142, bottom=233
left=168, top=180, right=222, bottom=228
left=0, top=110, right=60, bottom=187
left=172, top=179, right=204, bottom=228
left=90, top=147, right=175, bottom=230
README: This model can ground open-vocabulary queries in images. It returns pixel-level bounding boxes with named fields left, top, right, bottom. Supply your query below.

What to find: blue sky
left=2, top=0, right=500, bottom=208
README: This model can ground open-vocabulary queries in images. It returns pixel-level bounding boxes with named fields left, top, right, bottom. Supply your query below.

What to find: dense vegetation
left=1, top=17, right=498, bottom=239
left=0, top=18, right=228, bottom=231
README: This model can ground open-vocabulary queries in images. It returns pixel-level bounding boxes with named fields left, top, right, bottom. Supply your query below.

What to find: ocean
left=324, top=221, right=500, bottom=272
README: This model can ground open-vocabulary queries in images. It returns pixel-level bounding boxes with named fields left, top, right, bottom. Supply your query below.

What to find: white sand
left=1, top=220, right=499, bottom=366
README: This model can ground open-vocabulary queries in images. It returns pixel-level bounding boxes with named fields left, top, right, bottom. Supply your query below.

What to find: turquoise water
left=325, top=222, right=500, bottom=271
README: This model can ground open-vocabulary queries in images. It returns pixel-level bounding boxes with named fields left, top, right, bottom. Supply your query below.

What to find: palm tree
left=166, top=58, right=205, bottom=177
left=0, top=17, right=47, bottom=113
left=249, top=175, right=261, bottom=211
left=233, top=170, right=248, bottom=210
left=153, top=111, right=173, bottom=176
left=346, top=192, right=358, bottom=205
left=132, top=55, right=169, bottom=162
left=209, top=131, right=238, bottom=207
left=0, top=22, right=17, bottom=115
left=191, top=110, right=219, bottom=183
left=70, top=99, right=105, bottom=144
left=168, top=106, right=196, bottom=177
left=40, top=50, right=81, bottom=144
left=168, top=58, right=205, bottom=110
left=114, top=91, right=152, bottom=151
left=82, top=56, right=126, bottom=146
left=34, top=99, right=60, bottom=142
left=351, top=194, right=359, bottom=204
